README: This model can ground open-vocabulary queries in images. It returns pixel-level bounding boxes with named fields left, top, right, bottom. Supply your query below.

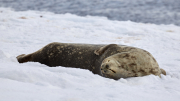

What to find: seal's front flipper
left=16, top=54, right=32, bottom=63
left=94, top=44, right=118, bottom=55
left=160, top=68, right=166, bottom=75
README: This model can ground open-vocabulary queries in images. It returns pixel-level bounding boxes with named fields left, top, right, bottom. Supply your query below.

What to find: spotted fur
left=17, top=42, right=166, bottom=80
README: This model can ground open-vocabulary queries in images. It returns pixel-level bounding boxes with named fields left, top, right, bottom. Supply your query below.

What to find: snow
left=0, top=8, right=180, bottom=101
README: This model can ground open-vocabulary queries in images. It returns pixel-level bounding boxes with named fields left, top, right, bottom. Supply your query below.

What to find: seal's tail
left=160, top=68, right=166, bottom=75
left=16, top=54, right=32, bottom=63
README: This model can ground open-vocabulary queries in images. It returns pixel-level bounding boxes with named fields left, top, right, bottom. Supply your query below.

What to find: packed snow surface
left=0, top=0, right=180, bottom=26
left=0, top=8, right=180, bottom=101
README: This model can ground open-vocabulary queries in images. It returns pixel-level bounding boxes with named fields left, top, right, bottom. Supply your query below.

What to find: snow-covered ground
left=0, top=8, right=180, bottom=101
left=0, top=0, right=180, bottom=26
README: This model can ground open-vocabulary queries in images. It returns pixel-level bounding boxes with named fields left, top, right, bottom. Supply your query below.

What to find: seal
left=16, top=42, right=166, bottom=80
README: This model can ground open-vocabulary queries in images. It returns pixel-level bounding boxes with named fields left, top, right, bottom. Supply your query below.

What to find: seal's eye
left=105, top=65, right=109, bottom=69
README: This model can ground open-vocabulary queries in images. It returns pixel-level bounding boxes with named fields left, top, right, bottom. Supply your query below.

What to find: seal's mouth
left=109, top=69, right=116, bottom=73
left=101, top=68, right=116, bottom=74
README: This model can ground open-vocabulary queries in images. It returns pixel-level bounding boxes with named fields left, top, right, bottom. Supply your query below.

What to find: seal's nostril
left=105, top=65, right=109, bottom=69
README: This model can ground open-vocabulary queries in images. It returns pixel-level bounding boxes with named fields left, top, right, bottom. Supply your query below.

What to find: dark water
left=0, top=0, right=180, bottom=26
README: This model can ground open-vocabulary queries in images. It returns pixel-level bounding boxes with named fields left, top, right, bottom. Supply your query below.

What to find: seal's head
left=100, top=50, right=163, bottom=80
left=100, top=57, right=127, bottom=80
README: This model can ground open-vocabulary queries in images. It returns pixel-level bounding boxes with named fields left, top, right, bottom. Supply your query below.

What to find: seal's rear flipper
left=160, top=68, right=166, bottom=75
left=16, top=54, right=32, bottom=63
left=94, top=44, right=118, bottom=55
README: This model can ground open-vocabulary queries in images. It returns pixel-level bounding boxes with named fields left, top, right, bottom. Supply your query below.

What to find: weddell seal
left=16, top=42, right=166, bottom=80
